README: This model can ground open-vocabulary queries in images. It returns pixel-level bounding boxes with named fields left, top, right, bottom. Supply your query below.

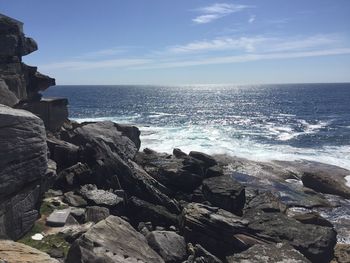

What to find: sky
left=1, top=0, right=350, bottom=85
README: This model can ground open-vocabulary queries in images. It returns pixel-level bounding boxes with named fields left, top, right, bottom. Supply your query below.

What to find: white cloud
left=193, top=3, right=251, bottom=24
left=248, top=15, right=256, bottom=24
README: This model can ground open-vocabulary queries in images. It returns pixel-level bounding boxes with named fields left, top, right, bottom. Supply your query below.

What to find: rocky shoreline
left=1, top=14, right=350, bottom=263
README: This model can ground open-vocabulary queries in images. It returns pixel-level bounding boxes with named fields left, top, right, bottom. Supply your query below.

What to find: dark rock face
left=184, top=244, right=223, bottom=263
left=85, top=206, right=110, bottom=223
left=245, top=191, right=287, bottom=213
left=180, top=202, right=250, bottom=257
left=0, top=78, right=18, bottom=106
left=128, top=196, right=179, bottom=227
left=0, top=105, right=48, bottom=240
left=64, top=191, right=87, bottom=207
left=66, top=216, right=165, bottom=263
left=146, top=231, right=187, bottom=263
left=226, top=243, right=311, bottom=263
left=202, top=175, right=245, bottom=215
left=0, top=14, right=55, bottom=102
left=189, top=151, right=218, bottom=168
left=56, top=162, right=92, bottom=189
left=244, top=209, right=337, bottom=263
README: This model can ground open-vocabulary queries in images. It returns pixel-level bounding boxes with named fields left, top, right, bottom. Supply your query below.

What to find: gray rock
left=0, top=105, right=48, bottom=240
left=244, top=209, right=337, bottom=263
left=226, top=243, right=311, bottom=263
left=47, top=136, right=79, bottom=171
left=80, top=184, right=124, bottom=208
left=46, top=208, right=71, bottom=227
left=0, top=78, right=18, bottom=106
left=66, top=215, right=165, bottom=263
left=189, top=151, right=218, bottom=168
left=70, top=207, right=86, bottom=223
left=85, top=206, right=110, bottom=223
left=60, top=222, right=94, bottom=242
left=202, top=175, right=245, bottom=215
left=64, top=191, right=87, bottom=207
left=146, top=231, right=187, bottom=263
left=57, top=162, right=92, bottom=189
left=0, top=239, right=59, bottom=263
left=245, top=191, right=287, bottom=213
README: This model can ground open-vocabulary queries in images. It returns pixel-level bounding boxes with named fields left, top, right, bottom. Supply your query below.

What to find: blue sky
left=1, top=0, right=350, bottom=85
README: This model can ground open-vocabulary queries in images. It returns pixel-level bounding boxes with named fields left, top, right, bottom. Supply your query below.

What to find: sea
left=43, top=83, right=350, bottom=171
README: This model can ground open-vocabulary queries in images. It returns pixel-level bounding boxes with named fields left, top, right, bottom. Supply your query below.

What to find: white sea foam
left=73, top=117, right=350, bottom=171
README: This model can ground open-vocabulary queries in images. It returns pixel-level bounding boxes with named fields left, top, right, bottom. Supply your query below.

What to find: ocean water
left=43, top=83, right=350, bottom=170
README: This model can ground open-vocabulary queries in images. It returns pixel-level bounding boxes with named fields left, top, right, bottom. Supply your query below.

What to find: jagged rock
left=135, top=149, right=205, bottom=192
left=0, top=105, right=48, bottom=240
left=113, top=123, right=141, bottom=150
left=60, top=222, right=94, bottom=242
left=85, top=206, right=110, bottom=223
left=79, top=184, right=124, bottom=213
left=184, top=244, right=223, bottom=263
left=226, top=243, right=311, bottom=263
left=332, top=244, right=350, bottom=263
left=0, top=240, right=59, bottom=263
left=70, top=207, right=86, bottom=223
left=56, top=162, right=92, bottom=189
left=47, top=136, right=80, bottom=171
left=290, top=211, right=333, bottom=227
left=202, top=175, right=245, bottom=215
left=244, top=209, right=337, bottom=262
left=146, top=231, right=187, bottom=263
left=0, top=78, right=18, bottom=106
left=63, top=191, right=87, bottom=207
left=189, top=151, right=217, bottom=168
left=180, top=202, right=250, bottom=257
left=245, top=191, right=287, bottom=213
left=128, top=196, right=179, bottom=227
left=173, top=148, right=187, bottom=158
left=205, top=165, right=224, bottom=178
left=66, top=216, right=165, bottom=263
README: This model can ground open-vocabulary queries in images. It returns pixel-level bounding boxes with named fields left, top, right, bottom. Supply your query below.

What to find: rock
left=66, top=215, right=165, bottom=263
left=113, top=123, right=141, bottom=150
left=244, top=209, right=337, bottom=262
left=46, top=136, right=79, bottom=171
left=85, top=206, right=110, bottom=223
left=205, top=165, right=224, bottom=178
left=245, top=191, right=287, bottom=213
left=189, top=151, right=217, bottom=168
left=301, top=170, right=350, bottom=199
left=79, top=184, right=124, bottom=214
left=0, top=105, right=48, bottom=240
left=60, top=222, right=95, bottom=242
left=48, top=248, right=65, bottom=259
left=226, top=243, right=311, bottom=263
left=0, top=78, right=18, bottom=106
left=146, top=231, right=187, bottom=263
left=332, top=244, right=350, bottom=263
left=173, top=148, right=187, bottom=158
left=0, top=240, right=59, bottom=263
left=202, top=175, right=245, bottom=215
left=70, top=207, right=86, bottom=223
left=128, top=196, right=179, bottom=227
left=290, top=211, right=333, bottom=227
left=184, top=243, right=223, bottom=263
left=63, top=191, right=87, bottom=207
left=180, top=202, right=250, bottom=257
left=46, top=208, right=71, bottom=227
left=56, top=162, right=92, bottom=189
left=44, top=189, right=63, bottom=198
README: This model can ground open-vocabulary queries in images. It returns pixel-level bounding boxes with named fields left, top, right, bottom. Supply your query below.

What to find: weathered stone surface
left=60, top=222, right=94, bottom=242
left=128, top=196, right=179, bottom=227
left=146, top=231, right=187, bottom=263
left=332, top=244, right=350, bottom=263
left=184, top=243, right=223, bottom=263
left=66, top=216, right=165, bottom=263
left=244, top=209, right=337, bottom=263
left=0, top=78, right=18, bottom=106
left=85, top=206, right=110, bottom=223
left=57, top=162, right=92, bottom=189
left=202, top=175, right=245, bottom=215
left=245, top=191, right=287, bottom=213
left=226, top=243, right=311, bottom=263
left=64, top=191, right=87, bottom=207
left=0, top=239, right=59, bottom=263
left=80, top=184, right=124, bottom=208
left=180, top=202, right=250, bottom=257
left=46, top=209, right=71, bottom=227
left=0, top=105, right=48, bottom=240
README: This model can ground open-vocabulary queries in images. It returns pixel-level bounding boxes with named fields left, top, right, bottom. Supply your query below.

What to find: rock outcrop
left=0, top=105, right=49, bottom=240
left=66, top=216, right=165, bottom=263
left=0, top=240, right=59, bottom=263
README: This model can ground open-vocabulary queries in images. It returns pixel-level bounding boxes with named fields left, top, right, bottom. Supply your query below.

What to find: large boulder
left=180, top=202, right=250, bottom=257
left=0, top=240, right=59, bottom=263
left=226, top=243, right=311, bottom=263
left=0, top=105, right=48, bottom=240
left=244, top=209, right=337, bottom=263
left=202, top=175, right=245, bottom=215
left=66, top=215, right=165, bottom=263
left=146, top=231, right=187, bottom=263
left=0, top=78, right=18, bottom=106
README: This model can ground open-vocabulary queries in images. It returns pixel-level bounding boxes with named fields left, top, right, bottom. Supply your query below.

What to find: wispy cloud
left=248, top=15, right=256, bottom=24
left=193, top=3, right=251, bottom=24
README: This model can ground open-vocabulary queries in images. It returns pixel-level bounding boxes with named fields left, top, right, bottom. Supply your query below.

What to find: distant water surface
left=44, top=83, right=350, bottom=170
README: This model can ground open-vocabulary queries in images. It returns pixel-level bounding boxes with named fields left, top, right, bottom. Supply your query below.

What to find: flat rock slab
left=0, top=240, right=59, bottom=263
left=46, top=208, right=71, bottom=227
